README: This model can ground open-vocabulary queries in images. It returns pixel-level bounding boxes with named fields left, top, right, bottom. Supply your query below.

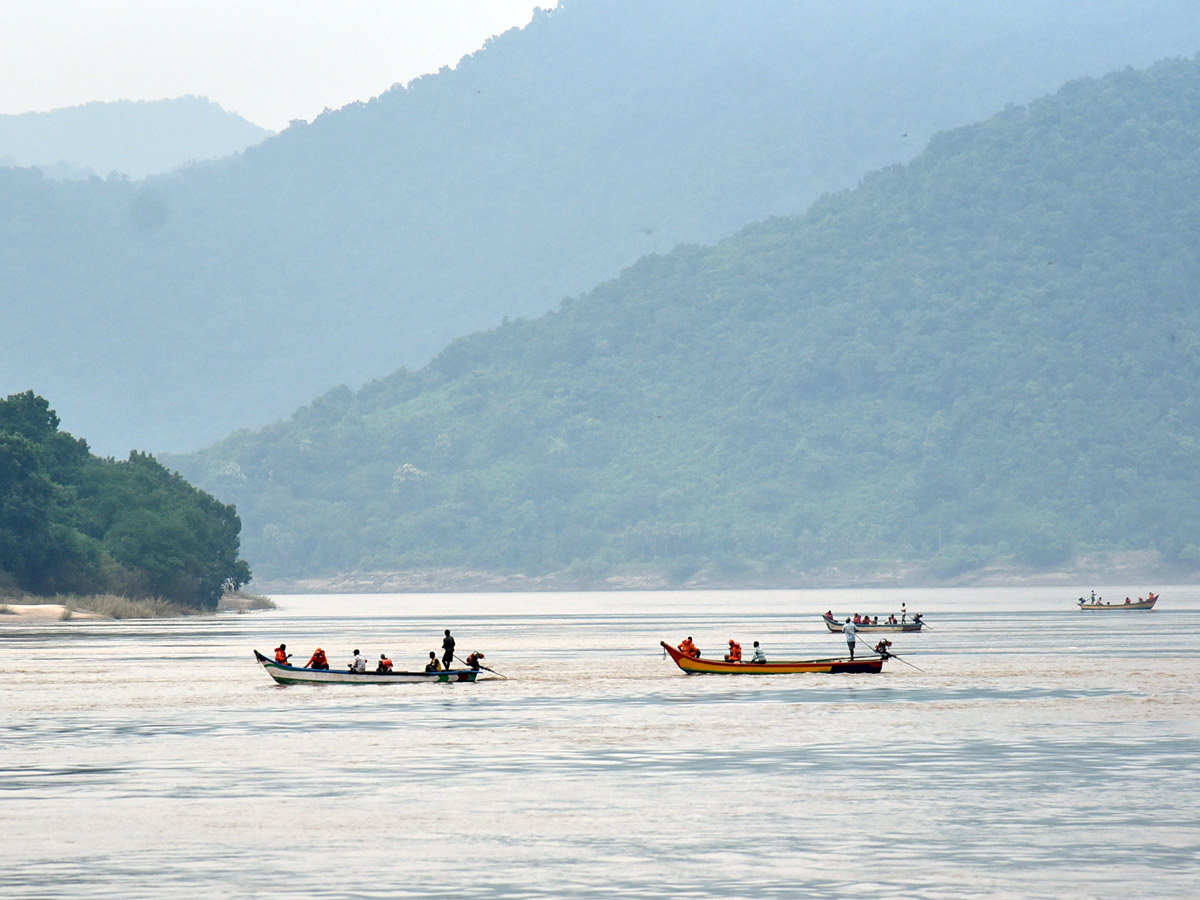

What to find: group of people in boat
left=824, top=607, right=920, bottom=625
left=678, top=631, right=894, bottom=666
left=1078, top=590, right=1158, bottom=606
left=272, top=629, right=486, bottom=674
left=676, top=636, right=768, bottom=663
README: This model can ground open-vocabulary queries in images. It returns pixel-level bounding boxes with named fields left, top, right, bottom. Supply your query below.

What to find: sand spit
left=0, top=603, right=106, bottom=621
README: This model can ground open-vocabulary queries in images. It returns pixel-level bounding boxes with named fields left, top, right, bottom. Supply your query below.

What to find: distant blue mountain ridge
left=2, top=0, right=1200, bottom=455
left=0, top=96, right=271, bottom=180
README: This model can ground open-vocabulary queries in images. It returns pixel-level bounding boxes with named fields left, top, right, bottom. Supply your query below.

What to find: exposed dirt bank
left=254, top=551, right=1199, bottom=594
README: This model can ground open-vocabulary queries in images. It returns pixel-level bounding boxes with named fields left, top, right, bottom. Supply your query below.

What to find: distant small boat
left=822, top=613, right=924, bottom=633
left=253, top=650, right=480, bottom=684
left=660, top=641, right=883, bottom=674
left=1077, top=595, right=1157, bottom=611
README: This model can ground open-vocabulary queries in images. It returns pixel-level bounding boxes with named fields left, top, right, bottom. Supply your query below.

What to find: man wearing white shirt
left=842, top=619, right=858, bottom=660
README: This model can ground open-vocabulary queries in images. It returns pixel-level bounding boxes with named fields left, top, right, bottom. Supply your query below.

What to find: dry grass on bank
left=60, top=594, right=195, bottom=619
left=218, top=590, right=278, bottom=613
left=0, top=589, right=276, bottom=620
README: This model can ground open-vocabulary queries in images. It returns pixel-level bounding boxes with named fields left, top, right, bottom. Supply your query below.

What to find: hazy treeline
left=4, top=0, right=1199, bottom=454
left=172, top=59, right=1200, bottom=585
left=0, top=392, right=250, bottom=608
left=0, top=96, right=270, bottom=181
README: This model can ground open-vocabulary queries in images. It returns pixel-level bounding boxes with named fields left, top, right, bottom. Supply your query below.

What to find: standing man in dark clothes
left=441, top=629, right=456, bottom=670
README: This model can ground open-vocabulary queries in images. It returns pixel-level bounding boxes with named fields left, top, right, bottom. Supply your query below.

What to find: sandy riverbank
left=0, top=603, right=106, bottom=621
left=0, top=590, right=275, bottom=622
left=257, top=550, right=1199, bottom=594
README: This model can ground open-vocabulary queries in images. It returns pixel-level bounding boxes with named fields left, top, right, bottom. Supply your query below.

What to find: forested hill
left=172, top=58, right=1200, bottom=587
left=4, top=1, right=1200, bottom=455
left=0, top=392, right=250, bottom=608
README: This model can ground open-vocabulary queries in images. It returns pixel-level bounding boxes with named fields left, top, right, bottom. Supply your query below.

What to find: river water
left=3, top=587, right=1198, bottom=899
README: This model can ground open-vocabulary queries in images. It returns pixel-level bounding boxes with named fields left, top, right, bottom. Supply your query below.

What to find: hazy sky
left=0, top=1, right=558, bottom=131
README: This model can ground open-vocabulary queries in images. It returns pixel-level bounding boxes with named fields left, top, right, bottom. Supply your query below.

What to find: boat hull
left=823, top=615, right=923, bottom=633
left=254, top=651, right=479, bottom=684
left=1078, top=598, right=1156, bottom=610
left=660, top=641, right=882, bottom=674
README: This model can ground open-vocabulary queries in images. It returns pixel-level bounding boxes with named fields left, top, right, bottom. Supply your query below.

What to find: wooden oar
left=456, top=654, right=507, bottom=679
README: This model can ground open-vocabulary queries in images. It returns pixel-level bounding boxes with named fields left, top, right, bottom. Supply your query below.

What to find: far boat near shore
left=1077, top=592, right=1158, bottom=610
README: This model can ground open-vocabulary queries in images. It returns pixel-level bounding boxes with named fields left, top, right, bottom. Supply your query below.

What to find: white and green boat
left=253, top=650, right=481, bottom=685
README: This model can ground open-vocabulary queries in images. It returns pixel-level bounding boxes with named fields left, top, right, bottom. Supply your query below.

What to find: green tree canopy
left=0, top=392, right=250, bottom=607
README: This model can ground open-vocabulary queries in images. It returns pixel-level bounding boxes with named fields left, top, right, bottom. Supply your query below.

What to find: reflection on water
left=3, top=588, right=1199, bottom=899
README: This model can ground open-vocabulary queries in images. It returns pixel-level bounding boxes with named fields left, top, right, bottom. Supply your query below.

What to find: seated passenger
left=376, top=654, right=393, bottom=673
left=677, top=636, right=700, bottom=658
left=305, top=647, right=329, bottom=670
left=724, top=640, right=742, bottom=662
left=274, top=643, right=291, bottom=665
left=424, top=651, right=443, bottom=673
left=348, top=649, right=367, bottom=673
left=751, top=641, right=766, bottom=664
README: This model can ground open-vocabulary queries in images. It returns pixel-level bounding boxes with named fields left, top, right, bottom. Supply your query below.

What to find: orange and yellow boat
left=660, top=641, right=883, bottom=675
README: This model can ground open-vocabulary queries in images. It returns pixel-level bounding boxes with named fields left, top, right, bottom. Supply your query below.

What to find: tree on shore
left=0, top=391, right=250, bottom=608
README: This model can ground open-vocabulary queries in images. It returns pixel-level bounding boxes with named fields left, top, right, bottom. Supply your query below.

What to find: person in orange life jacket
left=274, top=644, right=291, bottom=665
left=425, top=652, right=443, bottom=673
left=724, top=640, right=742, bottom=662
left=376, top=654, right=393, bottom=673
left=677, top=636, right=700, bottom=658
left=466, top=652, right=485, bottom=670
left=305, top=647, right=328, bottom=670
